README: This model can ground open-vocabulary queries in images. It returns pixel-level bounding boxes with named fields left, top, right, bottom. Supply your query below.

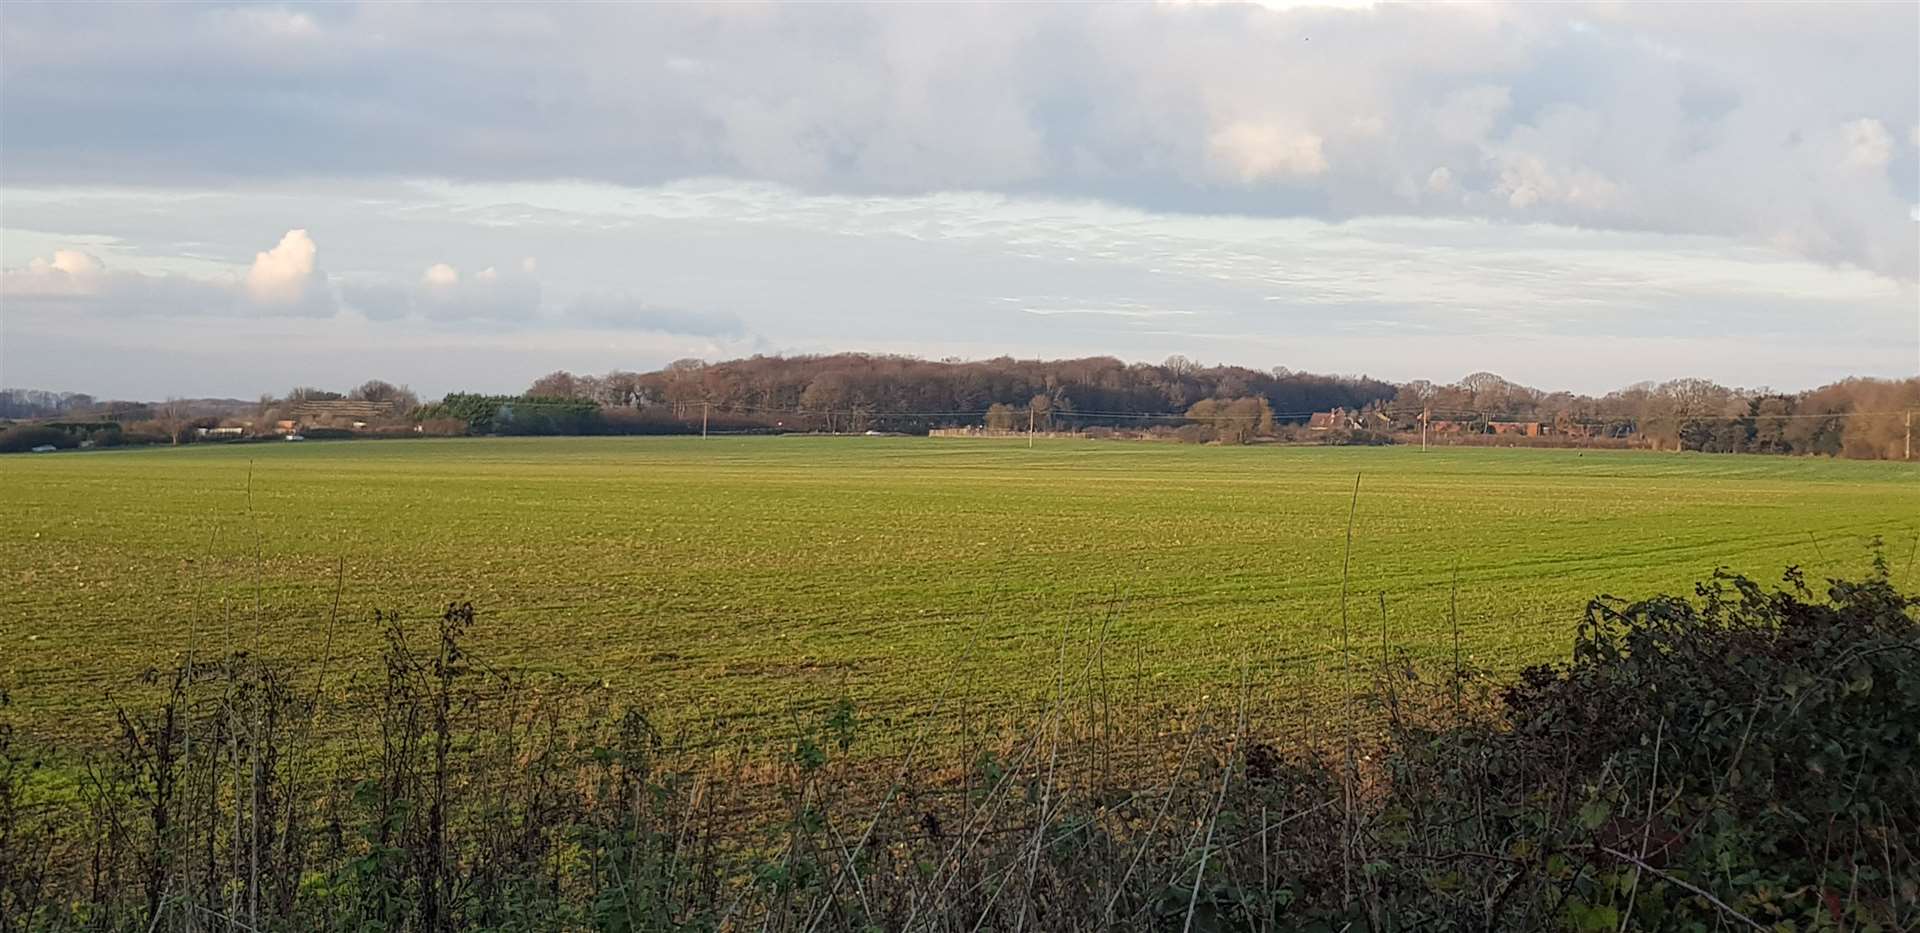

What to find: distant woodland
left=5, top=354, right=1918, bottom=458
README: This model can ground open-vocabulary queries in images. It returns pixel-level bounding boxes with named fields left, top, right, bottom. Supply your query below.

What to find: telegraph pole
left=701, top=401, right=709, bottom=439
left=1905, top=409, right=1911, bottom=461
left=1420, top=406, right=1429, bottom=453
left=1028, top=406, right=1035, bottom=449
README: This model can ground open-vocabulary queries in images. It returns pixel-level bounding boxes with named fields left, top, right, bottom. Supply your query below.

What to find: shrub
left=0, top=425, right=77, bottom=453
left=415, top=393, right=605, bottom=435
left=1319, top=427, right=1394, bottom=446
left=1173, top=423, right=1214, bottom=444
left=2, top=566, right=1911, bottom=931
left=1369, top=558, right=1919, bottom=930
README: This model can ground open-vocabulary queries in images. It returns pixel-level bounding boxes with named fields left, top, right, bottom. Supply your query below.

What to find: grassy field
left=3, top=437, right=1916, bottom=744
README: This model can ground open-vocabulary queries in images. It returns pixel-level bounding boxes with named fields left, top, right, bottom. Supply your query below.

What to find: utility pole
left=701, top=401, right=709, bottom=439
left=1028, top=406, right=1035, bottom=449
left=1905, top=409, right=1912, bottom=461
left=1420, top=406, right=1429, bottom=453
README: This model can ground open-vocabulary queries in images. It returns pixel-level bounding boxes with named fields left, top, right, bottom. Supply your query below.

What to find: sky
left=1, top=1, right=1916, bottom=400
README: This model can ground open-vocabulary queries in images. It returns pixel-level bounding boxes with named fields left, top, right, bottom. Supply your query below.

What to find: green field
left=3, top=437, right=1915, bottom=742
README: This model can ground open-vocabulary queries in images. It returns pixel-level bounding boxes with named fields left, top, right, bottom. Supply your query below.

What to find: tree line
left=1388, top=372, right=1919, bottom=458
left=6, top=357, right=1917, bottom=457
left=509, top=355, right=1917, bottom=458
left=0, top=380, right=425, bottom=450
left=521, top=353, right=1397, bottom=433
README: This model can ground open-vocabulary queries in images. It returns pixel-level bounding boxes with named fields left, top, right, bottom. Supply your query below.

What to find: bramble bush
left=1360, top=552, right=1918, bottom=930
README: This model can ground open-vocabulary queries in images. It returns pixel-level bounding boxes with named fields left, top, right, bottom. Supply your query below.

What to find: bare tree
left=527, top=371, right=581, bottom=398
left=351, top=379, right=421, bottom=413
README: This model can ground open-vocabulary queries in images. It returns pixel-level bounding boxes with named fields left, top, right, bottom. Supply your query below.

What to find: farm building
left=289, top=400, right=393, bottom=427
left=1308, top=408, right=1362, bottom=431
left=1487, top=421, right=1543, bottom=437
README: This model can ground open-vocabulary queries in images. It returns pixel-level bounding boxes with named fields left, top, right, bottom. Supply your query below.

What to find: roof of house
left=289, top=400, right=393, bottom=419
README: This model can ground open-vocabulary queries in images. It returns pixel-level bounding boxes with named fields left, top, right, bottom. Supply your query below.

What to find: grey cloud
left=1, top=173, right=1911, bottom=397
left=563, top=293, right=747, bottom=338
left=338, top=279, right=411, bottom=320
left=0, top=250, right=237, bottom=317
left=1, top=3, right=1913, bottom=277
left=414, top=262, right=543, bottom=321
left=337, top=260, right=544, bottom=322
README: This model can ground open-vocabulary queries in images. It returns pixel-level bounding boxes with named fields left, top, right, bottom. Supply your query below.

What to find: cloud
left=422, top=262, right=459, bottom=288
left=10, top=249, right=110, bottom=297
left=337, top=279, right=411, bottom=321
left=2, top=248, right=236, bottom=315
left=1, top=3, right=1912, bottom=277
left=563, top=293, right=746, bottom=337
left=336, top=257, right=547, bottom=322
left=2, top=178, right=1913, bottom=396
left=1840, top=118, right=1893, bottom=171
left=1429, top=85, right=1511, bottom=145
left=1208, top=121, right=1328, bottom=182
left=1491, top=154, right=1623, bottom=212
left=4, top=229, right=341, bottom=319
left=33, top=249, right=106, bottom=279
left=245, top=228, right=326, bottom=307
left=414, top=260, right=541, bottom=320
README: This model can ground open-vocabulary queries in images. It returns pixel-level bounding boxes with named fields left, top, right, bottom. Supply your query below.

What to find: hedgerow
left=2, top=561, right=1913, bottom=931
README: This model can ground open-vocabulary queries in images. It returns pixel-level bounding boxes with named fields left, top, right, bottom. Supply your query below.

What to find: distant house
left=274, top=419, right=300, bottom=434
left=1427, top=419, right=1470, bottom=435
left=196, top=425, right=246, bottom=438
left=1308, top=408, right=1361, bottom=431
left=1488, top=421, right=1542, bottom=437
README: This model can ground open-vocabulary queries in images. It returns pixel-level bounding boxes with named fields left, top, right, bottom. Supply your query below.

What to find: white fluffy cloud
left=422, top=262, right=459, bottom=288
left=10, top=249, right=109, bottom=298
left=244, top=228, right=324, bottom=306
left=5, top=229, right=340, bottom=318
left=32, top=249, right=106, bottom=279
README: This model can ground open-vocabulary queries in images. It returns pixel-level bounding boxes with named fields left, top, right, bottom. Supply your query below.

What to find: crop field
left=3, top=437, right=1916, bottom=745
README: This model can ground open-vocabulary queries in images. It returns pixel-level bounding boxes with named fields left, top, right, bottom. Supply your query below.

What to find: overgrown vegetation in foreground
left=3, top=563, right=1914, bottom=931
